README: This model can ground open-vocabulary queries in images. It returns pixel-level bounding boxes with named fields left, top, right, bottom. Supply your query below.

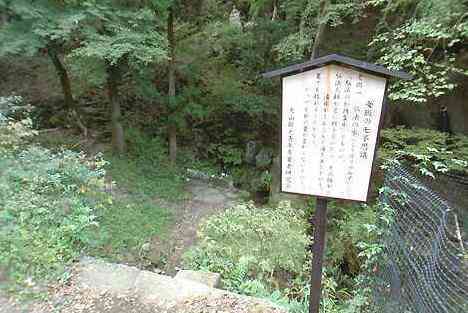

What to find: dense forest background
left=1, top=0, right=467, bottom=196
left=1, top=0, right=467, bottom=154
left=0, top=0, right=467, bottom=312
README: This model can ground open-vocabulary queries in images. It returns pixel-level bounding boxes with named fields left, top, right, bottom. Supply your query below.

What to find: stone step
left=76, top=257, right=286, bottom=313
left=174, top=270, right=221, bottom=288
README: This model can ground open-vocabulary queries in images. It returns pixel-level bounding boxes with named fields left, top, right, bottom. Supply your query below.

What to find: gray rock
left=186, top=168, right=210, bottom=180
left=255, top=148, right=273, bottom=169
left=245, top=141, right=257, bottom=165
left=141, top=242, right=151, bottom=252
left=135, top=270, right=216, bottom=308
left=175, top=270, right=221, bottom=288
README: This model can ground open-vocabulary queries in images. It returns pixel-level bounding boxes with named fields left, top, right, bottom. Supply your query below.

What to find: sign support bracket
left=309, top=197, right=328, bottom=313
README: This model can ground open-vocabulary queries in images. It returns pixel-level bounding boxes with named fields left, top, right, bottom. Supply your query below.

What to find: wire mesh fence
left=372, top=164, right=467, bottom=313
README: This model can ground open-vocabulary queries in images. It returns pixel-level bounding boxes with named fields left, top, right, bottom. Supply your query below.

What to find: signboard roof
left=262, top=54, right=412, bottom=80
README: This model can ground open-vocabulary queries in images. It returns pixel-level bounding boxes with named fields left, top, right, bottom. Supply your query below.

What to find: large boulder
left=255, top=148, right=273, bottom=169
left=245, top=141, right=257, bottom=165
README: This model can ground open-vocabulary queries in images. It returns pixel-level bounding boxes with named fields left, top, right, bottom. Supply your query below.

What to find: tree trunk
left=106, top=64, right=125, bottom=154
left=167, top=7, right=177, bottom=164
left=48, top=48, right=87, bottom=137
left=272, top=0, right=279, bottom=21
left=310, top=0, right=328, bottom=59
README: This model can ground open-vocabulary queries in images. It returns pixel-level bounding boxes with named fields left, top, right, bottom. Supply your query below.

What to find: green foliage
left=107, top=127, right=186, bottom=200
left=207, top=143, right=243, bottom=167
left=86, top=195, right=171, bottom=262
left=327, top=203, right=377, bottom=274
left=0, top=96, right=37, bottom=151
left=0, top=97, right=106, bottom=290
left=0, top=0, right=85, bottom=56
left=370, top=0, right=468, bottom=103
left=183, top=199, right=386, bottom=313
left=85, top=127, right=180, bottom=262
left=380, top=127, right=468, bottom=175
left=72, top=5, right=167, bottom=67
left=183, top=201, right=309, bottom=290
left=274, top=0, right=368, bottom=61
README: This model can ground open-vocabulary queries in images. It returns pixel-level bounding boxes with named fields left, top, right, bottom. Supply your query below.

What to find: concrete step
left=76, top=257, right=286, bottom=313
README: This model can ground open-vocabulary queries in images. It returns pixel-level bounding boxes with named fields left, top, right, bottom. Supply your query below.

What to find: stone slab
left=134, top=270, right=214, bottom=308
left=175, top=270, right=221, bottom=288
left=76, top=257, right=139, bottom=294
left=74, top=258, right=286, bottom=313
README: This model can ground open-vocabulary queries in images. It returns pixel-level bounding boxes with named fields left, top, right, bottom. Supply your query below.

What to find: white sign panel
left=281, top=64, right=387, bottom=202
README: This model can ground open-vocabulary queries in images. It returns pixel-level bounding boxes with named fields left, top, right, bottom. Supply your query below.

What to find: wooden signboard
left=263, top=54, right=411, bottom=313
left=281, top=64, right=386, bottom=202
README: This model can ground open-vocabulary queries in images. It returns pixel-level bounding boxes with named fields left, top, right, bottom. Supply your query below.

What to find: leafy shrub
left=183, top=201, right=309, bottom=291
left=0, top=96, right=106, bottom=290
left=183, top=200, right=375, bottom=313
left=380, top=127, right=468, bottom=175
left=207, top=143, right=243, bottom=168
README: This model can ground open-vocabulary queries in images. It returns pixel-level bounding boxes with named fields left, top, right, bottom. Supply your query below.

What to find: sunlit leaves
left=370, top=0, right=468, bottom=103
left=72, top=3, right=168, bottom=67
left=0, top=0, right=86, bottom=57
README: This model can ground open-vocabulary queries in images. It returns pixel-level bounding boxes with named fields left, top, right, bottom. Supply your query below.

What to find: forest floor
left=154, top=178, right=241, bottom=274
left=0, top=172, right=243, bottom=313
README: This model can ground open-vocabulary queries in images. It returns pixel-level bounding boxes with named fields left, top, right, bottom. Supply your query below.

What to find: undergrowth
left=0, top=96, right=106, bottom=295
left=85, top=128, right=186, bottom=263
left=0, top=97, right=177, bottom=294
left=183, top=199, right=384, bottom=313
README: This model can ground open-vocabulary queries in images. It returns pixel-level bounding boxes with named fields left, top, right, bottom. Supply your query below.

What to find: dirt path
left=151, top=178, right=241, bottom=274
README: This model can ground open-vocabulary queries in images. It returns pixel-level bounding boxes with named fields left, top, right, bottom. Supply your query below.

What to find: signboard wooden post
left=262, top=54, right=411, bottom=313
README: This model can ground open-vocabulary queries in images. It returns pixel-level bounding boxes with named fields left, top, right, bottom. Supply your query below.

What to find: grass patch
left=86, top=128, right=188, bottom=263
left=86, top=195, right=171, bottom=263
left=106, top=154, right=186, bottom=201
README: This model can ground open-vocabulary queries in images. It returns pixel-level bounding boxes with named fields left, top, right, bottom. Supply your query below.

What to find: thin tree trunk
left=310, top=0, right=328, bottom=59
left=272, top=0, right=279, bottom=21
left=106, top=64, right=125, bottom=154
left=167, top=7, right=177, bottom=164
left=48, top=48, right=87, bottom=137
